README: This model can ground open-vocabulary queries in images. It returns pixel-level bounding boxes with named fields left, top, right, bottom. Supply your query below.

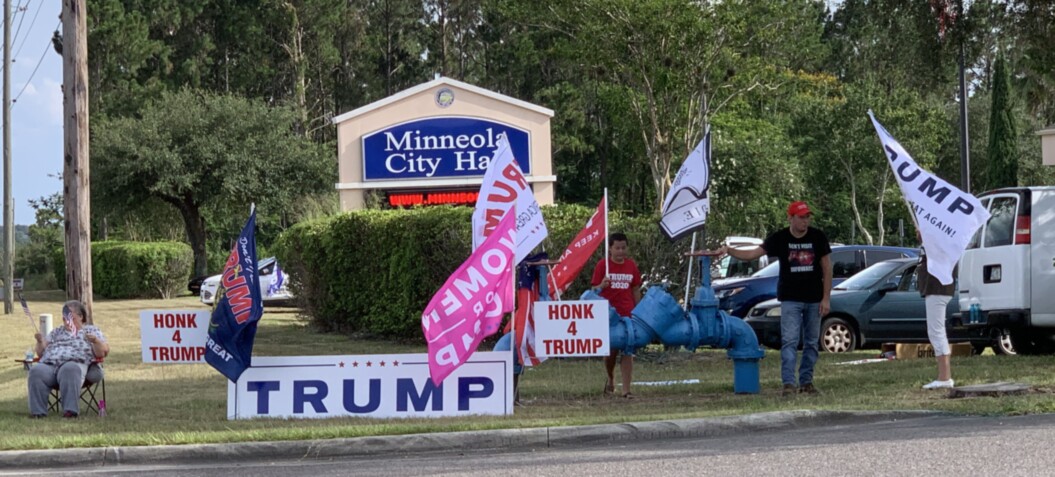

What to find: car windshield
left=751, top=261, right=779, bottom=278
left=834, top=261, right=902, bottom=290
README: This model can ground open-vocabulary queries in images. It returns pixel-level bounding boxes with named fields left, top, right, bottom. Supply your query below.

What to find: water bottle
left=24, top=347, right=33, bottom=364
left=98, top=400, right=107, bottom=417
left=969, top=303, right=981, bottom=324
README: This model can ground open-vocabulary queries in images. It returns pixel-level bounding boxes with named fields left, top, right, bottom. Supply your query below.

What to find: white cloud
left=42, top=78, right=63, bottom=125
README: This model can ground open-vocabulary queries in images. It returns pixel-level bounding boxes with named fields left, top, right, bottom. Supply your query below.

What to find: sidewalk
left=0, top=410, right=944, bottom=470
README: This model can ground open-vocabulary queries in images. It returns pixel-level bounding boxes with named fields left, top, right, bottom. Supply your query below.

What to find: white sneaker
left=922, top=379, right=954, bottom=390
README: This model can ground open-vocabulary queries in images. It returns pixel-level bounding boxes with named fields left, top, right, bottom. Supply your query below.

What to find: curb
left=0, top=410, right=945, bottom=469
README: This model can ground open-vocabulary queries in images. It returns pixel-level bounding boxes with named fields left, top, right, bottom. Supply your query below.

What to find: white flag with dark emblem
left=868, top=111, right=990, bottom=285
left=659, top=128, right=711, bottom=241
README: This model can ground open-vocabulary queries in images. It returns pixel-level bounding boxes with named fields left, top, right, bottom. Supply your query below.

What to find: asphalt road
left=10, top=414, right=1055, bottom=477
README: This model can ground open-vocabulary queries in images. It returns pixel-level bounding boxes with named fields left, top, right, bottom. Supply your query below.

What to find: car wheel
left=1009, top=329, right=1055, bottom=355
left=992, top=328, right=1015, bottom=355
left=821, top=317, right=857, bottom=353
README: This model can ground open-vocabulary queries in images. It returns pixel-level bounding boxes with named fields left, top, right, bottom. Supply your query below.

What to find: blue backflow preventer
left=497, top=256, right=765, bottom=394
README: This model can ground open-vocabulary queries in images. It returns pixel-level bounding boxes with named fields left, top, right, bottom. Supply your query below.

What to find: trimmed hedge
left=274, top=205, right=705, bottom=339
left=53, top=241, right=193, bottom=299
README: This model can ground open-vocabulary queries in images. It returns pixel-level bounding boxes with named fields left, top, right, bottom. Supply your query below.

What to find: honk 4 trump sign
left=533, top=300, right=610, bottom=357
left=139, top=310, right=210, bottom=363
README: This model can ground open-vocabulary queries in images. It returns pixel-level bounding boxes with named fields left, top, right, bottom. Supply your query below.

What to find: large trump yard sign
left=226, top=351, right=513, bottom=419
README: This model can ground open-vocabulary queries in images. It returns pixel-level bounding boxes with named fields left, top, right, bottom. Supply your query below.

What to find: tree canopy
left=73, top=0, right=1055, bottom=265
left=90, top=89, right=333, bottom=275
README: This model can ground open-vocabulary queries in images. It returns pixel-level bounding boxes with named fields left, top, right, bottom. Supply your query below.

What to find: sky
left=5, top=0, right=64, bottom=226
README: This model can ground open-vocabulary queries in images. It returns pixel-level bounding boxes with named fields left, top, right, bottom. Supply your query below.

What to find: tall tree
left=985, top=55, right=1018, bottom=189
left=540, top=0, right=827, bottom=212
left=91, top=89, right=333, bottom=276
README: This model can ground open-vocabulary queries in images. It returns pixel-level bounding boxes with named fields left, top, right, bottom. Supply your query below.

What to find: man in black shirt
left=718, top=201, right=832, bottom=396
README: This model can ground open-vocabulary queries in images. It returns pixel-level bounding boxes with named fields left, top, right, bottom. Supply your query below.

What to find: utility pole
left=3, top=0, right=13, bottom=314
left=62, top=0, right=92, bottom=316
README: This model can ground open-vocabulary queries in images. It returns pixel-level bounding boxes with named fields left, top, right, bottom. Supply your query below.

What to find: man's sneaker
left=781, top=384, right=798, bottom=396
left=799, top=383, right=820, bottom=395
left=922, top=379, right=954, bottom=390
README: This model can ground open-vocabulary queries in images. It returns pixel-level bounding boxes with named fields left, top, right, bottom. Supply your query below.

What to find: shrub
left=275, top=204, right=706, bottom=340
left=52, top=241, right=193, bottom=299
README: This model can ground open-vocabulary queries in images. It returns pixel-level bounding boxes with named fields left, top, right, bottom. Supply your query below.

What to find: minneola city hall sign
left=333, top=76, right=557, bottom=209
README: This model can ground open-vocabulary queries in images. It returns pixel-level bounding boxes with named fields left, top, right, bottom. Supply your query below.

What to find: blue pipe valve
left=583, top=255, right=765, bottom=394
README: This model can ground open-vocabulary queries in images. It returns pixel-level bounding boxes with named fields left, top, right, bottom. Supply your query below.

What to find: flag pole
left=547, top=263, right=561, bottom=301
left=604, top=188, right=610, bottom=278
left=17, top=292, right=36, bottom=333
left=683, top=233, right=696, bottom=310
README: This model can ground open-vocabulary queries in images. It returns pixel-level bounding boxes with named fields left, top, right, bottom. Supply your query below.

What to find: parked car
left=744, top=258, right=1013, bottom=354
left=714, top=245, right=920, bottom=318
left=958, top=186, right=1055, bottom=355
left=711, top=236, right=769, bottom=280
left=187, top=276, right=207, bottom=295
left=200, top=257, right=294, bottom=306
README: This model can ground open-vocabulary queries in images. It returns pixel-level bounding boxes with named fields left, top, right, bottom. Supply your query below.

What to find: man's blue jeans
left=780, top=301, right=821, bottom=386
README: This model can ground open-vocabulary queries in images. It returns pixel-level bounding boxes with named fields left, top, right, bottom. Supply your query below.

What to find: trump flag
left=206, top=209, right=264, bottom=382
left=471, top=133, right=547, bottom=264
left=869, top=111, right=989, bottom=285
left=423, top=211, right=517, bottom=385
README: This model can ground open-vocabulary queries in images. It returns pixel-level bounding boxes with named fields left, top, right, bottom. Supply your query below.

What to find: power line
left=8, top=0, right=27, bottom=50
left=11, top=21, right=57, bottom=106
left=0, top=0, right=29, bottom=76
left=13, top=0, right=42, bottom=58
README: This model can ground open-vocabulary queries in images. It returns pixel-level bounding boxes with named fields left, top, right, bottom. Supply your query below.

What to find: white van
left=958, top=186, right=1055, bottom=354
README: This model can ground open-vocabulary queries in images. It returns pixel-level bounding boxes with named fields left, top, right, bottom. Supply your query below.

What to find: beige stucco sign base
left=333, top=77, right=557, bottom=210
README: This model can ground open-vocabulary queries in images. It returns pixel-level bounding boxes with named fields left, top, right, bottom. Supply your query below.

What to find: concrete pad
left=948, top=382, right=1031, bottom=399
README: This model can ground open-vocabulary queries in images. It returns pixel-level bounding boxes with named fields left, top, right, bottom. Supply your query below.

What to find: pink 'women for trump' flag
left=422, top=210, right=517, bottom=385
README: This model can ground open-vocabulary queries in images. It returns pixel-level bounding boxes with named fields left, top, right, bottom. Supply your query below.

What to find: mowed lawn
left=1, top=290, right=1054, bottom=451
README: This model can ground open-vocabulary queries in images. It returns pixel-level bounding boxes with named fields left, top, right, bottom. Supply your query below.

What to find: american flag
left=18, top=292, right=31, bottom=318
left=62, top=307, right=79, bottom=335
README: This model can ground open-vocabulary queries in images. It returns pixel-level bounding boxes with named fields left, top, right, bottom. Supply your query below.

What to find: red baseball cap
left=787, top=201, right=812, bottom=217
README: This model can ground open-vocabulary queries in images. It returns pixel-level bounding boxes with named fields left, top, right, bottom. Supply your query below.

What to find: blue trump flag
left=206, top=209, right=264, bottom=382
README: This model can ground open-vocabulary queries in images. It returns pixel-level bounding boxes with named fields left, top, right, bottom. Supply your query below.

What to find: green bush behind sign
left=53, top=241, right=193, bottom=299
left=274, top=205, right=700, bottom=339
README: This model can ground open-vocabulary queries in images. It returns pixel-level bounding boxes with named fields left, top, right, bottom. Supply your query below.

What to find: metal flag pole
left=603, top=188, right=610, bottom=278
left=683, top=233, right=696, bottom=310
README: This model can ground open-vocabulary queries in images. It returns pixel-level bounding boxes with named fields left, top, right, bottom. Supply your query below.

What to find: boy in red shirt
left=591, top=233, right=643, bottom=398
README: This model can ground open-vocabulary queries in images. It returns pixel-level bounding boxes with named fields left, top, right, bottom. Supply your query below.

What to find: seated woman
left=27, top=300, right=109, bottom=418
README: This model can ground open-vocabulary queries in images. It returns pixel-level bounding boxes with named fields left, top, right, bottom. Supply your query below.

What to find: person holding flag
left=869, top=111, right=989, bottom=389
left=471, top=132, right=549, bottom=377
left=591, top=232, right=642, bottom=398
left=916, top=230, right=958, bottom=389
left=27, top=300, right=109, bottom=418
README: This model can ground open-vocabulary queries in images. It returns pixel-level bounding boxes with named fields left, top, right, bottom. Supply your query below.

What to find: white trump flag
left=471, top=133, right=547, bottom=263
left=659, top=128, right=711, bottom=241
left=868, top=111, right=990, bottom=285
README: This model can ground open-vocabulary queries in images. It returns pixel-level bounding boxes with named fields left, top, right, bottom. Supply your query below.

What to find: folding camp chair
left=47, top=359, right=106, bottom=416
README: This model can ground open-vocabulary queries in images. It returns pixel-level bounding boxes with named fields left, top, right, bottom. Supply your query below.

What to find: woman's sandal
left=603, top=379, right=615, bottom=396
left=622, top=392, right=634, bottom=400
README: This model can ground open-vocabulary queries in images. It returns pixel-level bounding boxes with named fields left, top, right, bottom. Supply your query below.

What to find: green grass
left=2, top=291, right=1054, bottom=451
